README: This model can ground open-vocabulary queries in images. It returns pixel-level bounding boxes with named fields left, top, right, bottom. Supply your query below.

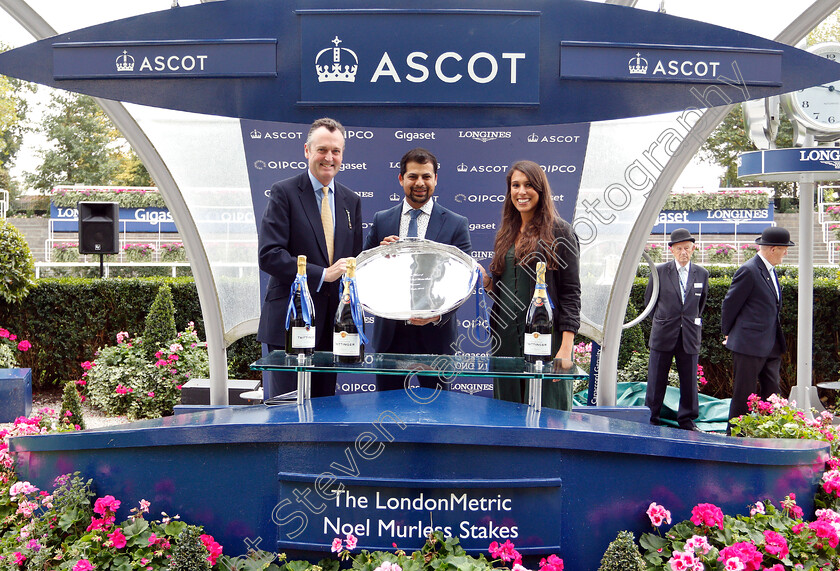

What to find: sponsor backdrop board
left=241, top=121, right=590, bottom=396
left=50, top=204, right=178, bottom=233
left=651, top=203, right=774, bottom=234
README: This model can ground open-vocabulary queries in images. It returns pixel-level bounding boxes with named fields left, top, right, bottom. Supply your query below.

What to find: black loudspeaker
left=78, top=202, right=119, bottom=255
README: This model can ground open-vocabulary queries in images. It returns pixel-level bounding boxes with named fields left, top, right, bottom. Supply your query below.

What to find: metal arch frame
left=0, top=0, right=230, bottom=405
left=594, top=0, right=840, bottom=405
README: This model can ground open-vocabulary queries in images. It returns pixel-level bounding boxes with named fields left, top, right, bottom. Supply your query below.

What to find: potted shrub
left=740, top=243, right=759, bottom=261
left=52, top=242, right=80, bottom=262
left=123, top=243, right=155, bottom=262
left=160, top=242, right=187, bottom=262
left=704, top=243, right=735, bottom=263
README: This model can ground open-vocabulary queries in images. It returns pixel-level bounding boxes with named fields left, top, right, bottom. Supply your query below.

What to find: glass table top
left=252, top=351, right=588, bottom=379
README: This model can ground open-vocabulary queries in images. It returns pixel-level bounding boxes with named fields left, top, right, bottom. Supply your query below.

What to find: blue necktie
left=407, top=209, right=421, bottom=238
left=679, top=266, right=687, bottom=302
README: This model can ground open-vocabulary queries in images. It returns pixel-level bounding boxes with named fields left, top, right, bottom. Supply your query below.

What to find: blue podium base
left=9, top=389, right=827, bottom=569
left=0, top=368, right=32, bottom=423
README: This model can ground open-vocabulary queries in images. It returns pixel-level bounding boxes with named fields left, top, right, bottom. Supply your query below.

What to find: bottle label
left=524, top=332, right=551, bottom=356
left=291, top=326, right=316, bottom=348
left=333, top=331, right=360, bottom=356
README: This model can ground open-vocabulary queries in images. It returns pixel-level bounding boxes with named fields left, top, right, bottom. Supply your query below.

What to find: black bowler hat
left=755, top=226, right=795, bottom=247
left=668, top=228, right=695, bottom=246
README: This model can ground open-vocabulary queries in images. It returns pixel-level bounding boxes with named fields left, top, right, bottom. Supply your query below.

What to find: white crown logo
left=116, top=50, right=135, bottom=72
left=527, top=132, right=539, bottom=143
left=316, top=36, right=358, bottom=83
left=250, top=129, right=262, bottom=139
left=628, top=52, right=648, bottom=75
left=457, top=163, right=468, bottom=173
left=389, top=192, right=401, bottom=202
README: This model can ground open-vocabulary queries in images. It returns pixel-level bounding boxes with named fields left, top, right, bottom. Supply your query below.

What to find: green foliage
left=0, top=344, right=15, bottom=368
left=83, top=324, right=208, bottom=419
left=0, top=220, right=35, bottom=303
left=144, top=284, right=177, bottom=359
left=618, top=302, right=644, bottom=369
left=169, top=526, right=212, bottom=571
left=662, top=188, right=770, bottom=211
left=598, top=530, right=645, bottom=571
left=699, top=104, right=796, bottom=197
left=0, top=43, right=35, bottom=175
left=50, top=186, right=165, bottom=209
left=60, top=380, right=86, bottom=430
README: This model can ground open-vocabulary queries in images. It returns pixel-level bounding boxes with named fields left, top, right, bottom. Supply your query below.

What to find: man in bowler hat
left=721, top=226, right=794, bottom=432
left=644, top=228, right=709, bottom=430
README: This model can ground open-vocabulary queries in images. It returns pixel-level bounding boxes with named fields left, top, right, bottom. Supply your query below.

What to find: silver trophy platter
left=354, top=238, right=479, bottom=320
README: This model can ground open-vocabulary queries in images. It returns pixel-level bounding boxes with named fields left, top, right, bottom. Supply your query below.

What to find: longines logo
left=457, top=130, right=511, bottom=143
left=316, top=36, right=358, bottom=83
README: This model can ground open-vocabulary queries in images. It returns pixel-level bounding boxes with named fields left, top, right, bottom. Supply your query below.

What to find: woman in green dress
left=482, top=160, right=581, bottom=410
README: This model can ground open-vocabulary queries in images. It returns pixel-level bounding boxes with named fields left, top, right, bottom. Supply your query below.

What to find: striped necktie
left=321, top=187, right=333, bottom=263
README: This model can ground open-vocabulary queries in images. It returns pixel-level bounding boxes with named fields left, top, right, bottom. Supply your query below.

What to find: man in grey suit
left=722, top=226, right=793, bottom=432
left=644, top=228, right=709, bottom=431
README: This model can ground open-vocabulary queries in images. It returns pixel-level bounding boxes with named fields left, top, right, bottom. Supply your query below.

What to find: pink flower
left=331, top=537, right=343, bottom=553
left=489, top=540, right=522, bottom=564
left=17, top=340, right=31, bottom=352
left=93, top=495, right=121, bottom=516
left=139, top=499, right=150, bottom=513
left=80, top=361, right=93, bottom=370
left=538, top=553, right=564, bottom=571
left=763, top=530, right=788, bottom=559
left=108, top=528, right=127, bottom=549
left=809, top=519, right=840, bottom=548
left=668, top=550, right=699, bottom=571
left=718, top=542, right=762, bottom=571
left=72, top=560, right=94, bottom=571
left=749, top=501, right=765, bottom=516
left=685, top=535, right=711, bottom=555
left=647, top=502, right=672, bottom=527
left=722, top=557, right=745, bottom=571
left=345, top=533, right=358, bottom=551
left=0, top=328, right=8, bottom=338
left=200, top=534, right=223, bottom=566
left=690, top=503, right=724, bottom=529
left=13, top=552, right=25, bottom=566
left=9, top=334, right=15, bottom=341
left=147, top=392, right=155, bottom=398
left=374, top=563, right=402, bottom=571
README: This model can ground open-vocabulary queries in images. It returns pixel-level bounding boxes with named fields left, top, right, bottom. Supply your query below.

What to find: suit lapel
left=667, top=263, right=681, bottom=304
left=424, top=205, right=444, bottom=242
left=298, top=174, right=329, bottom=263
left=755, top=258, right=779, bottom=303
left=386, top=204, right=403, bottom=236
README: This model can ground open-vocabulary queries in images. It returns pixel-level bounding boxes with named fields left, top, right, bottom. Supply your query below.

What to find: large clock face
left=789, top=43, right=840, bottom=133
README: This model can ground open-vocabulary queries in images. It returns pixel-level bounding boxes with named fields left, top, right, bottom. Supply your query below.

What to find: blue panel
left=651, top=202, right=773, bottom=234
left=299, top=11, right=540, bottom=105
left=739, top=148, right=840, bottom=178
left=54, top=39, right=278, bottom=79
left=1, top=0, right=839, bottom=126
left=0, top=368, right=32, bottom=422
left=561, top=42, right=782, bottom=85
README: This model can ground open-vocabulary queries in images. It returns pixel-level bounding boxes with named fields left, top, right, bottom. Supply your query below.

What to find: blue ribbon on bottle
left=473, top=267, right=491, bottom=343
left=347, top=277, right=370, bottom=344
left=284, top=274, right=313, bottom=330
left=535, top=274, right=554, bottom=312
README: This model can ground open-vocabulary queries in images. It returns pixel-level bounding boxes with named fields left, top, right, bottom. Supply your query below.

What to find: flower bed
left=663, top=189, right=771, bottom=212
left=704, top=243, right=735, bottom=263
left=122, top=243, right=155, bottom=262
left=52, top=242, right=80, bottom=262
left=645, top=244, right=663, bottom=262
left=159, top=242, right=186, bottom=262
left=740, top=243, right=759, bottom=261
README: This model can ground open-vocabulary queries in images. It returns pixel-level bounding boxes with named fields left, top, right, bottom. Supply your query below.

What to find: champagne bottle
left=333, top=258, right=364, bottom=363
left=285, top=255, right=315, bottom=356
left=524, top=261, right=553, bottom=363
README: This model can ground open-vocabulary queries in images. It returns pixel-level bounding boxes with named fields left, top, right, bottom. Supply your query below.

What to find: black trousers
left=264, top=344, right=336, bottom=399
left=645, top=331, right=699, bottom=428
left=728, top=339, right=782, bottom=430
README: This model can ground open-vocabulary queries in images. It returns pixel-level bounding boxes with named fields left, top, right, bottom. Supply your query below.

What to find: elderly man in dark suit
left=644, top=228, right=709, bottom=431
left=362, top=147, right=471, bottom=391
left=722, top=226, right=793, bottom=432
left=257, top=117, right=363, bottom=398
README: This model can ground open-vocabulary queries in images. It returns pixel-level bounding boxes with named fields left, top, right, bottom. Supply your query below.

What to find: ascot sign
left=3, top=0, right=840, bottom=126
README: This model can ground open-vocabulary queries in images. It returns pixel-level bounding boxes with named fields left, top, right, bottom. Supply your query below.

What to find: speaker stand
left=98, top=253, right=104, bottom=279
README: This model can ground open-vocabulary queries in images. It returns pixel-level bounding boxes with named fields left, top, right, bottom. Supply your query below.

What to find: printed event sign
left=275, top=482, right=562, bottom=553
left=651, top=203, right=774, bottom=234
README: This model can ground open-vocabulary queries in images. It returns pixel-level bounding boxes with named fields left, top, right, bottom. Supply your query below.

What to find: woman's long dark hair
left=489, top=160, right=558, bottom=275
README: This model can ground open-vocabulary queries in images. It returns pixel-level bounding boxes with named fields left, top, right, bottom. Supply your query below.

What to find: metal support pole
left=789, top=169, right=821, bottom=413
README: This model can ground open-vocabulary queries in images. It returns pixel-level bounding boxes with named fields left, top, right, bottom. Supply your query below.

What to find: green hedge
left=628, top=275, right=840, bottom=399
left=0, top=277, right=260, bottom=388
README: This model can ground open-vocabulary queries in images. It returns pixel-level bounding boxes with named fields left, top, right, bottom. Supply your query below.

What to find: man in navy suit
left=257, top=117, right=363, bottom=398
left=722, top=226, right=793, bottom=432
left=644, top=228, right=709, bottom=431
left=362, top=147, right=471, bottom=391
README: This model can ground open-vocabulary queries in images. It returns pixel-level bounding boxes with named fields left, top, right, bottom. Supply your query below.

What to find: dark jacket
left=645, top=261, right=709, bottom=354
left=257, top=171, right=363, bottom=347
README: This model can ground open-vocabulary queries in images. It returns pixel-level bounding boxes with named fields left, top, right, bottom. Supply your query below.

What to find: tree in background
left=0, top=42, right=36, bottom=201
left=26, top=92, right=152, bottom=193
